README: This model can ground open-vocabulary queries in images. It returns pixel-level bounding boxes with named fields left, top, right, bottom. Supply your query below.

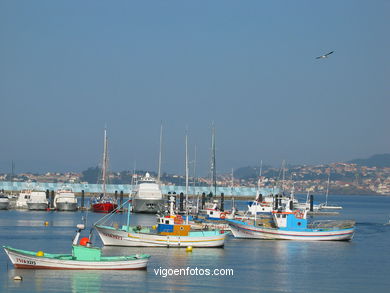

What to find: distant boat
left=3, top=223, right=150, bottom=270
left=228, top=198, right=355, bottom=241
left=131, top=172, right=164, bottom=213
left=15, top=188, right=32, bottom=209
left=54, top=186, right=78, bottom=211
left=0, top=194, right=10, bottom=210
left=27, top=190, right=49, bottom=211
left=92, top=129, right=117, bottom=213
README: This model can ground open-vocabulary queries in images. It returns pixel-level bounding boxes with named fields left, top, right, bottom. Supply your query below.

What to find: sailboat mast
left=185, top=132, right=189, bottom=223
left=193, top=144, right=197, bottom=190
left=231, top=168, right=234, bottom=191
left=102, top=128, right=108, bottom=197
left=325, top=172, right=331, bottom=206
left=210, top=123, right=216, bottom=196
left=258, top=160, right=263, bottom=190
left=157, top=122, right=163, bottom=183
left=185, top=132, right=189, bottom=207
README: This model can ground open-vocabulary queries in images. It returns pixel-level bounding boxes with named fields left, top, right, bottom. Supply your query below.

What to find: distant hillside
left=233, top=165, right=273, bottom=180
left=348, top=154, right=390, bottom=167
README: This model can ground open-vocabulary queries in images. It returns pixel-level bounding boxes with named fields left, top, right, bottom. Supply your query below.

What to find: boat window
left=282, top=214, right=286, bottom=218
left=165, top=220, right=169, bottom=224
left=210, top=211, right=213, bottom=215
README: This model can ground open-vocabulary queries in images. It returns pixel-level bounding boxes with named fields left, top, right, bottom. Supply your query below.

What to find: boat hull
left=132, top=198, right=164, bottom=213
left=95, top=225, right=226, bottom=247
left=27, top=202, right=49, bottom=211
left=0, top=201, right=9, bottom=210
left=56, top=202, right=78, bottom=211
left=228, top=220, right=354, bottom=241
left=92, top=202, right=117, bottom=213
left=3, top=247, right=149, bottom=270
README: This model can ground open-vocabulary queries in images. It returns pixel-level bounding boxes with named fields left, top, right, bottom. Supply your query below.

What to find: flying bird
left=316, top=51, right=334, bottom=59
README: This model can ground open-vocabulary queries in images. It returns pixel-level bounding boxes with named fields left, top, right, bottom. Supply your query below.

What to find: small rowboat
left=3, top=224, right=150, bottom=270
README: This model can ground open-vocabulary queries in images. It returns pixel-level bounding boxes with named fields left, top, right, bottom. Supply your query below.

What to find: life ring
left=220, top=212, right=227, bottom=219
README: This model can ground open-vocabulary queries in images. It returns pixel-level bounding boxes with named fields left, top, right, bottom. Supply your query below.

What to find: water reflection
left=6, top=267, right=148, bottom=293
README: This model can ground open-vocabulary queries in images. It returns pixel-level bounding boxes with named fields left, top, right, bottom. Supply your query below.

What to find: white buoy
left=13, top=276, right=23, bottom=281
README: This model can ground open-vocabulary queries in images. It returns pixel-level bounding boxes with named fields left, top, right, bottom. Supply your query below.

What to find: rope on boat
left=94, top=199, right=131, bottom=226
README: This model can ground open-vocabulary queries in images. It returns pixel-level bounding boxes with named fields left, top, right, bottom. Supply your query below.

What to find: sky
left=0, top=0, right=389, bottom=175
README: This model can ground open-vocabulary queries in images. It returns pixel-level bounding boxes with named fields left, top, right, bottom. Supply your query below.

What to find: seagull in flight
left=316, top=51, right=334, bottom=59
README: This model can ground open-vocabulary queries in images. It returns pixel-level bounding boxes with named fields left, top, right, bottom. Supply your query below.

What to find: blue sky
left=0, top=0, right=389, bottom=175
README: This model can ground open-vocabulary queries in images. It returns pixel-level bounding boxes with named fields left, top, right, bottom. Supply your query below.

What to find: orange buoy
left=79, top=237, right=90, bottom=246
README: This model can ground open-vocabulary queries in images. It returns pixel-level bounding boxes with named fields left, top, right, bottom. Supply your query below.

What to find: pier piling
left=81, top=190, right=85, bottom=208
left=50, top=190, right=54, bottom=209
left=310, top=195, right=314, bottom=212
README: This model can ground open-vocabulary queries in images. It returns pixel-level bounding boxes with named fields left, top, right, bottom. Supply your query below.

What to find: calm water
left=1, top=195, right=390, bottom=292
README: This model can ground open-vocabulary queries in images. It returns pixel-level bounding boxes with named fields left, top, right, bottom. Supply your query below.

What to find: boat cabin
left=157, top=215, right=191, bottom=236
left=273, top=210, right=308, bottom=230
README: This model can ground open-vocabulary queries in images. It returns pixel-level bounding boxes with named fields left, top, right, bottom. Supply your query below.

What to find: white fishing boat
left=27, top=190, right=49, bottom=211
left=228, top=198, right=355, bottom=241
left=131, top=172, right=164, bottom=213
left=95, top=197, right=227, bottom=247
left=54, top=187, right=78, bottom=211
left=3, top=224, right=150, bottom=270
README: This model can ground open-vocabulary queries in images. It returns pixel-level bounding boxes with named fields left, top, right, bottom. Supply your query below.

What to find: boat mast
left=210, top=123, right=217, bottom=196
left=185, top=131, right=189, bottom=223
left=192, top=144, right=197, bottom=207
left=257, top=160, right=263, bottom=199
left=231, top=168, right=234, bottom=195
left=102, top=128, right=108, bottom=197
left=281, top=160, right=286, bottom=193
left=157, top=121, right=163, bottom=183
left=325, top=171, right=331, bottom=206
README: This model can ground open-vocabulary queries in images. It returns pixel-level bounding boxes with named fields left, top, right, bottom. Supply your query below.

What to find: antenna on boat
left=157, top=121, right=163, bottom=183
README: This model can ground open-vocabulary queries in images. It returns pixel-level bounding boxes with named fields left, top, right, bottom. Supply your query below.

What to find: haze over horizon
left=1, top=1, right=389, bottom=175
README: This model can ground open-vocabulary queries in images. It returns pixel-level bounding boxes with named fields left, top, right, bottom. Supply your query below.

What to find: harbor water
left=1, top=195, right=389, bottom=292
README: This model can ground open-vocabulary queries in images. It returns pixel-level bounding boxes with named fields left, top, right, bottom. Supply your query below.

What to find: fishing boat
left=54, top=186, right=78, bottom=211
left=3, top=224, right=150, bottom=270
left=131, top=172, right=164, bottom=213
left=227, top=198, right=355, bottom=241
left=95, top=134, right=228, bottom=248
left=92, top=129, right=117, bottom=213
left=95, top=197, right=227, bottom=247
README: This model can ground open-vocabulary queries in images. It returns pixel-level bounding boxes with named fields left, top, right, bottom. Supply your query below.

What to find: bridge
left=0, top=181, right=277, bottom=197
